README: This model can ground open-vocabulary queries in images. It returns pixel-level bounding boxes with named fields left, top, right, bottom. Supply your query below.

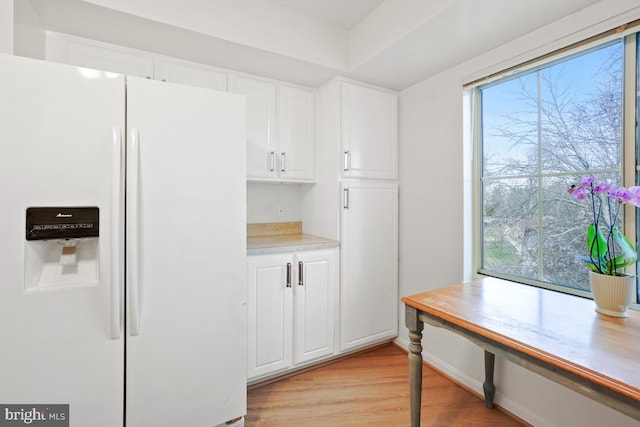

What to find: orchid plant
left=568, top=176, right=640, bottom=276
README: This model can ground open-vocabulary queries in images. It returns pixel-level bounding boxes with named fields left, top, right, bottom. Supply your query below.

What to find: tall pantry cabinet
left=303, top=78, right=398, bottom=352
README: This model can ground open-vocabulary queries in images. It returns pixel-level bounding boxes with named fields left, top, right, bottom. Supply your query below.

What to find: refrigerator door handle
left=128, top=128, right=142, bottom=336
left=111, top=127, right=124, bottom=339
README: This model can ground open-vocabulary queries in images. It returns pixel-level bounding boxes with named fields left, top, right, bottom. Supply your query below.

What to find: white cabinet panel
left=67, top=40, right=154, bottom=78
left=154, top=59, right=227, bottom=90
left=278, top=86, right=315, bottom=181
left=341, top=82, right=397, bottom=180
left=230, top=76, right=278, bottom=180
left=47, top=34, right=316, bottom=183
left=293, top=250, right=337, bottom=365
left=51, top=34, right=230, bottom=91
left=340, top=181, right=398, bottom=351
left=248, top=248, right=338, bottom=381
left=231, top=76, right=315, bottom=182
left=247, top=254, right=293, bottom=379
left=304, top=78, right=399, bottom=354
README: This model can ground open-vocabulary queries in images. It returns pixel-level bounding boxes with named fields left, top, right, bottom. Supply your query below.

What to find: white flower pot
left=589, top=271, right=635, bottom=318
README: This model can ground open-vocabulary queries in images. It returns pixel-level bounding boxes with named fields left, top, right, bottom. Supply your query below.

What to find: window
left=476, top=33, right=638, bottom=300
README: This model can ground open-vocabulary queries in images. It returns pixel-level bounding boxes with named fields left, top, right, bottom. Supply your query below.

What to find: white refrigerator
left=0, top=54, right=247, bottom=427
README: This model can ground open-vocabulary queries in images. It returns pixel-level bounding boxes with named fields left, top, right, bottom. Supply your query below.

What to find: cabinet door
left=278, top=86, right=315, bottom=181
left=340, top=182, right=398, bottom=351
left=229, top=76, right=277, bottom=180
left=67, top=41, right=155, bottom=78
left=247, top=255, right=293, bottom=379
left=293, top=249, right=338, bottom=365
left=341, top=83, right=397, bottom=180
left=154, top=59, right=227, bottom=90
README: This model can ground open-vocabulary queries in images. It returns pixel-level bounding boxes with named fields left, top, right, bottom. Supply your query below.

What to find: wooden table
left=402, top=277, right=640, bottom=427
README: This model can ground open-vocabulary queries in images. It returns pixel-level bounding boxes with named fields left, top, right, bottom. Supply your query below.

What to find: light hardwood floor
left=246, top=344, right=526, bottom=426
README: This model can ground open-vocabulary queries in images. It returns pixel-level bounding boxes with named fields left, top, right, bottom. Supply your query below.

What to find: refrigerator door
left=125, top=77, right=247, bottom=427
left=0, top=55, right=125, bottom=426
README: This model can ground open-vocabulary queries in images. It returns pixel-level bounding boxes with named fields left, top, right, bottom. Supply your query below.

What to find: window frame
left=471, top=32, right=639, bottom=309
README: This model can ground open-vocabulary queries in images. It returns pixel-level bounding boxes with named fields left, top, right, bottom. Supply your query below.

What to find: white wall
left=348, top=0, right=456, bottom=69
left=397, top=1, right=640, bottom=426
left=0, top=0, right=13, bottom=54
left=14, top=0, right=46, bottom=59
left=80, top=0, right=347, bottom=70
left=247, top=183, right=304, bottom=224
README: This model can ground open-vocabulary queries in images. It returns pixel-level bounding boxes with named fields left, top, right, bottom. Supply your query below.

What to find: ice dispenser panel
left=24, top=207, right=100, bottom=292
left=26, top=207, right=99, bottom=241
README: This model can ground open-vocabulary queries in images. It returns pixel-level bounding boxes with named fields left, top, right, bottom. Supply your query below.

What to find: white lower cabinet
left=247, top=248, right=338, bottom=381
left=247, top=253, right=292, bottom=379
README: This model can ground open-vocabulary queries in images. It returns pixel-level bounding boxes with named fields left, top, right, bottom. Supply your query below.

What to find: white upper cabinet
left=65, top=40, right=155, bottom=78
left=46, top=34, right=316, bottom=182
left=230, top=75, right=315, bottom=182
left=341, top=82, right=398, bottom=180
left=153, top=59, right=227, bottom=90
left=278, top=86, right=315, bottom=181
left=47, top=34, right=229, bottom=91
left=230, top=76, right=278, bottom=180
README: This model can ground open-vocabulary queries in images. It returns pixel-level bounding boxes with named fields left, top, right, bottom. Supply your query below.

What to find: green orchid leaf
left=574, top=255, right=600, bottom=272
left=587, top=223, right=608, bottom=269
left=606, top=228, right=638, bottom=272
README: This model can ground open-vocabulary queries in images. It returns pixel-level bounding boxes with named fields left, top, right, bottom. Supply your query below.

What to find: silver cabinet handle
left=269, top=151, right=275, bottom=172
left=344, top=150, right=350, bottom=171
left=281, top=152, right=286, bottom=172
left=298, top=261, right=304, bottom=286
left=286, top=262, right=292, bottom=288
left=343, top=188, right=350, bottom=209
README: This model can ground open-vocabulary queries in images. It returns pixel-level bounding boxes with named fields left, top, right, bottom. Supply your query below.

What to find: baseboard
left=248, top=341, right=393, bottom=390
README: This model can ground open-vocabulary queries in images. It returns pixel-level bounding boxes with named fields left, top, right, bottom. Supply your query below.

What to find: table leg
left=405, top=305, right=424, bottom=427
left=483, top=350, right=496, bottom=409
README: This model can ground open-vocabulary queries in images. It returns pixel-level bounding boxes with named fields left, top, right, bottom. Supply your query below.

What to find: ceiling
left=24, top=0, right=616, bottom=90
left=263, top=0, right=385, bottom=30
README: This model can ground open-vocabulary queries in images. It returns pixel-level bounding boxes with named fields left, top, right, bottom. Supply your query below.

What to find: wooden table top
left=402, top=276, right=640, bottom=402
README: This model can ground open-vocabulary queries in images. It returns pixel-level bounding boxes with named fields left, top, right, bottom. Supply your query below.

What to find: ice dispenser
left=24, top=207, right=100, bottom=292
